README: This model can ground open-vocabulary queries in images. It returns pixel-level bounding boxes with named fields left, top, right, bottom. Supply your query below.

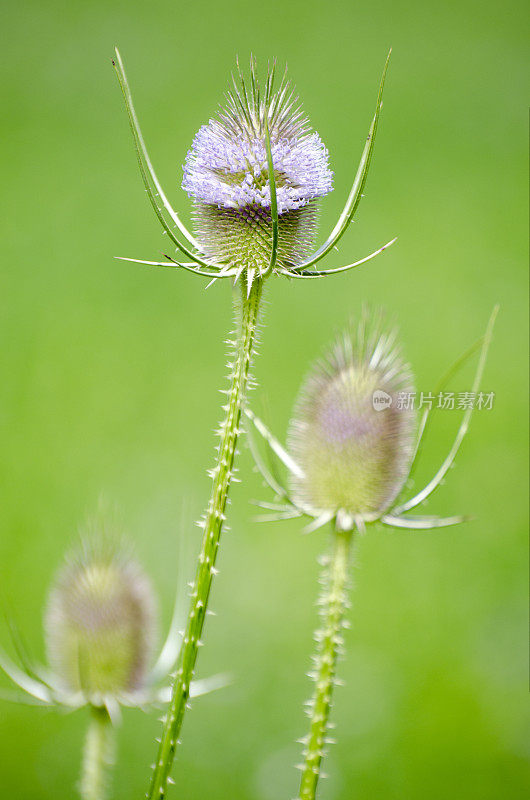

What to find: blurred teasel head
left=0, top=527, right=225, bottom=717
left=288, top=313, right=416, bottom=526
left=45, top=539, right=156, bottom=703
left=246, top=307, right=497, bottom=534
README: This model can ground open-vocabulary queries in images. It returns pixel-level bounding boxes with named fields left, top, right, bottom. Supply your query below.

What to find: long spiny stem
left=80, top=706, right=114, bottom=800
left=148, top=276, right=263, bottom=799
left=297, top=527, right=352, bottom=800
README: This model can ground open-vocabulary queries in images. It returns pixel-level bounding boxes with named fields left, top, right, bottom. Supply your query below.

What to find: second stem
left=80, top=706, right=114, bottom=800
left=298, top=526, right=353, bottom=800
left=148, top=276, right=263, bottom=799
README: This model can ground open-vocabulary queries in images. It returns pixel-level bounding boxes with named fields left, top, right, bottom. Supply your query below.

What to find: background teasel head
left=288, top=313, right=416, bottom=525
left=114, top=49, right=395, bottom=289
left=246, top=307, right=497, bottom=534
left=0, top=530, right=223, bottom=718
left=45, top=538, right=156, bottom=704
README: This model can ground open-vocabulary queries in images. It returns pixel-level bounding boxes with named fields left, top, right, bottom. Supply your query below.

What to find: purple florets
left=182, top=122, right=333, bottom=214
left=179, top=61, right=335, bottom=275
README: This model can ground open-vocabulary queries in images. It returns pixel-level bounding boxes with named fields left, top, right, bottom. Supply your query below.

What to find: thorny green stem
left=148, top=277, right=263, bottom=799
left=80, top=706, right=114, bottom=800
left=297, top=527, right=352, bottom=800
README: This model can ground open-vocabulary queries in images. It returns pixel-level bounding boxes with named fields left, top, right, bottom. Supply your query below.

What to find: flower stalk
left=148, top=276, right=263, bottom=799
left=80, top=706, right=115, bottom=800
left=298, top=527, right=352, bottom=800
left=113, top=51, right=393, bottom=795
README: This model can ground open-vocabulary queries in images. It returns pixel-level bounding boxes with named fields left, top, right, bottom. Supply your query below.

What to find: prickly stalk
left=297, top=527, right=352, bottom=800
left=148, top=277, right=263, bottom=799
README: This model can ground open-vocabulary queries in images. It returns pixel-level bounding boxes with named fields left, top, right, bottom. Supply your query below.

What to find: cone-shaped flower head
left=45, top=539, right=156, bottom=702
left=182, top=59, right=333, bottom=276
left=288, top=314, right=416, bottom=524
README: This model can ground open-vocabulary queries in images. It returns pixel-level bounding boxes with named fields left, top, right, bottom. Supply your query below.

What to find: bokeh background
left=1, top=0, right=528, bottom=797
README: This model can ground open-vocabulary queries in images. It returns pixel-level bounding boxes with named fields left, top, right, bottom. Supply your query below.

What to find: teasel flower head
left=288, top=313, right=416, bottom=527
left=45, top=539, right=156, bottom=703
left=181, top=60, right=333, bottom=276
left=114, top=49, right=396, bottom=292
left=245, top=307, right=498, bottom=534
left=0, top=530, right=225, bottom=720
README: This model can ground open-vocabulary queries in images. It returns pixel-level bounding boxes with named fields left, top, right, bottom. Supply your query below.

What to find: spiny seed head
left=288, top=312, right=417, bottom=521
left=45, top=538, right=156, bottom=701
left=182, top=58, right=333, bottom=275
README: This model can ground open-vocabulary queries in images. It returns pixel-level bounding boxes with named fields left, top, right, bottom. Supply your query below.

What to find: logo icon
left=372, top=389, right=392, bottom=411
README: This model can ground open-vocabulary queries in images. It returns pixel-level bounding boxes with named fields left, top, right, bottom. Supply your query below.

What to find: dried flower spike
left=246, top=307, right=497, bottom=800
left=113, top=48, right=393, bottom=798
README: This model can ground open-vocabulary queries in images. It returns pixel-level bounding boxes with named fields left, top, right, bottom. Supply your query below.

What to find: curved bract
left=296, top=50, right=392, bottom=270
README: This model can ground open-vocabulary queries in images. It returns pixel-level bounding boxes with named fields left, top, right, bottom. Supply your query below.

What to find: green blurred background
left=1, top=0, right=528, bottom=797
